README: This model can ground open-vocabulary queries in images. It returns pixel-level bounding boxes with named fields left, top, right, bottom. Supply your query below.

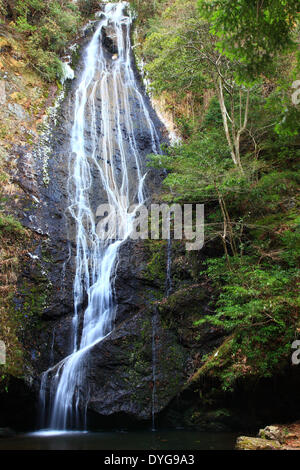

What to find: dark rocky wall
left=2, top=16, right=297, bottom=434
left=5, top=19, right=204, bottom=429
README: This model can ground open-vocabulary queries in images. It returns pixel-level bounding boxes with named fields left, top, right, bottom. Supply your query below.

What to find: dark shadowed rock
left=11, top=10, right=215, bottom=429
left=87, top=308, right=188, bottom=421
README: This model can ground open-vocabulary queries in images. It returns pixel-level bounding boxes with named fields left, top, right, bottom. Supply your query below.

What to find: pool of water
left=0, top=429, right=238, bottom=450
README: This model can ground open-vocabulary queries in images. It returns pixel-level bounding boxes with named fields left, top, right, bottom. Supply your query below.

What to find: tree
left=198, top=0, right=300, bottom=81
left=143, top=0, right=251, bottom=170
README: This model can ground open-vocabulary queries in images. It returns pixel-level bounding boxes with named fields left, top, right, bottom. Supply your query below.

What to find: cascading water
left=39, top=2, right=161, bottom=431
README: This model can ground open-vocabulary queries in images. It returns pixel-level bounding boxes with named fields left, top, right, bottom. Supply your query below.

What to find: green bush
left=4, top=0, right=82, bottom=81
left=77, top=0, right=100, bottom=17
left=195, top=255, right=299, bottom=388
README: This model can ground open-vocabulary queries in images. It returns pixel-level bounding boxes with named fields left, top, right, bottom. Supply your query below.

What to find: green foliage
left=198, top=0, right=300, bottom=81
left=250, top=170, right=300, bottom=210
left=144, top=239, right=167, bottom=286
left=1, top=0, right=83, bottom=81
left=139, top=0, right=300, bottom=391
left=142, top=0, right=213, bottom=97
left=15, top=15, right=36, bottom=33
left=195, top=254, right=299, bottom=388
left=149, top=129, right=235, bottom=202
left=265, top=84, right=300, bottom=137
left=0, top=214, right=28, bottom=237
left=26, top=43, right=63, bottom=82
left=159, top=115, right=300, bottom=388
left=78, top=0, right=104, bottom=17
left=130, top=0, right=166, bottom=29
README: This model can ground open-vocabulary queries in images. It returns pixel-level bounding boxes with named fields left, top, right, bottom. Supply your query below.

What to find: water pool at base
left=0, top=430, right=238, bottom=450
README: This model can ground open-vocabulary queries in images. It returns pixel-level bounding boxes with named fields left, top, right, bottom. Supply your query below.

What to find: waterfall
left=39, top=2, right=161, bottom=431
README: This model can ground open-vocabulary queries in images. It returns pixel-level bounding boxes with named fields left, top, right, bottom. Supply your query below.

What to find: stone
left=3, top=10, right=221, bottom=431
left=42, top=308, right=189, bottom=423
left=286, top=433, right=298, bottom=439
left=87, top=309, right=188, bottom=421
left=236, top=436, right=282, bottom=450
left=8, top=102, right=29, bottom=121
left=0, top=80, right=6, bottom=105
left=258, top=425, right=285, bottom=443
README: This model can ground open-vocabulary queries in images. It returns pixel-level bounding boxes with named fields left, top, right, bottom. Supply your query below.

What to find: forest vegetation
left=0, top=0, right=101, bottom=388
left=0, top=0, right=299, bottom=400
left=131, top=0, right=300, bottom=389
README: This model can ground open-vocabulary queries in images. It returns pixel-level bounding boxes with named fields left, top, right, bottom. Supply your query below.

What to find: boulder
left=86, top=308, right=189, bottom=421
left=258, top=425, right=285, bottom=443
left=0, top=80, right=6, bottom=105
left=236, top=436, right=282, bottom=450
left=8, top=102, right=29, bottom=121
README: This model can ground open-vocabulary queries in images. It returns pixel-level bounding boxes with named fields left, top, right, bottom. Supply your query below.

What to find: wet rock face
left=113, top=239, right=157, bottom=323
left=87, top=308, right=188, bottom=421
left=157, top=284, right=224, bottom=352
left=7, top=15, right=224, bottom=430
left=18, top=19, right=174, bottom=420
left=3, top=13, right=229, bottom=430
left=12, top=11, right=227, bottom=429
left=102, top=28, right=118, bottom=55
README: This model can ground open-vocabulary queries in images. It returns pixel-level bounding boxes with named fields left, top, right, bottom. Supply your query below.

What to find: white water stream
left=39, top=2, right=161, bottom=430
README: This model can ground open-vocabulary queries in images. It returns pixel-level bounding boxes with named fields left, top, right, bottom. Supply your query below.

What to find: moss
left=118, top=311, right=188, bottom=410
left=236, top=436, right=282, bottom=450
left=170, top=240, right=203, bottom=287
left=0, top=216, right=31, bottom=389
left=160, top=286, right=205, bottom=313
left=124, top=337, right=152, bottom=403
left=18, top=280, right=49, bottom=329
left=156, top=341, right=187, bottom=398
left=71, top=44, right=81, bottom=69
left=41, top=245, right=55, bottom=264
left=143, top=239, right=167, bottom=286
left=0, top=215, right=28, bottom=237
left=156, top=284, right=207, bottom=344
left=187, top=335, right=237, bottom=391
left=138, top=239, right=169, bottom=305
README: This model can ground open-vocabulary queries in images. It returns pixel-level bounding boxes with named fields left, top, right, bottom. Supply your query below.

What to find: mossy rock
left=236, top=436, right=282, bottom=450
left=157, top=285, right=210, bottom=345
left=158, top=285, right=206, bottom=317
left=142, top=239, right=168, bottom=286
